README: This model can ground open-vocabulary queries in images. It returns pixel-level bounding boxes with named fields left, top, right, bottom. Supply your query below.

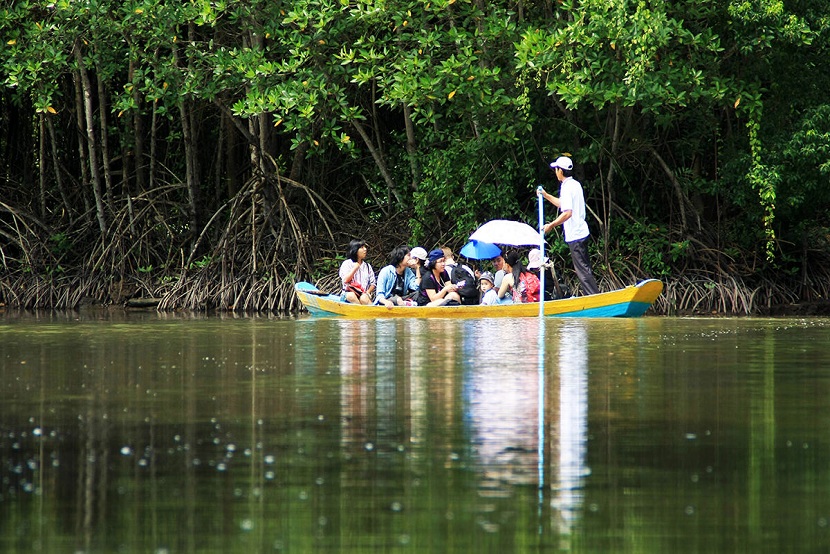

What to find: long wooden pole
left=537, top=186, right=545, bottom=318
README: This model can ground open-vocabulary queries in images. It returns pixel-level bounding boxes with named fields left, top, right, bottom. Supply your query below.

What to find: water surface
left=1, top=312, right=829, bottom=552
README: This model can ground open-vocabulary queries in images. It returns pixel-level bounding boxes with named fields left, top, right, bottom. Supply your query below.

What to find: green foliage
left=188, top=255, right=212, bottom=270
left=49, top=233, right=72, bottom=256
left=614, top=221, right=674, bottom=276
left=410, top=137, right=524, bottom=244
left=2, top=0, right=830, bottom=293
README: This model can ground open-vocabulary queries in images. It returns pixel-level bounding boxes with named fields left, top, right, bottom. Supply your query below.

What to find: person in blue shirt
left=375, top=245, right=419, bottom=307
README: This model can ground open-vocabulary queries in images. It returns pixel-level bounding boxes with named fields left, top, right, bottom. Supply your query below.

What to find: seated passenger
left=492, top=254, right=506, bottom=290
left=441, top=246, right=479, bottom=306
left=479, top=272, right=499, bottom=305
left=417, top=249, right=462, bottom=307
left=375, top=245, right=419, bottom=308
left=339, top=239, right=376, bottom=304
left=409, top=246, right=428, bottom=288
left=495, top=251, right=515, bottom=304
left=527, top=248, right=570, bottom=300
left=498, top=251, right=541, bottom=303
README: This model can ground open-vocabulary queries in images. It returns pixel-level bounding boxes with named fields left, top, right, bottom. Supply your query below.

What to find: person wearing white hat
left=409, top=246, right=428, bottom=287
left=527, top=247, right=569, bottom=300
left=538, top=156, right=600, bottom=296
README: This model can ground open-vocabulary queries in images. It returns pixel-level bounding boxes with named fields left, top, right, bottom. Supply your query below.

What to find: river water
left=1, top=312, right=829, bottom=553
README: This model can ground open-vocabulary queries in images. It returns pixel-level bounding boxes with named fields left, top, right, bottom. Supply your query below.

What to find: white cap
left=549, top=156, right=573, bottom=171
left=527, top=248, right=548, bottom=270
left=410, top=247, right=427, bottom=261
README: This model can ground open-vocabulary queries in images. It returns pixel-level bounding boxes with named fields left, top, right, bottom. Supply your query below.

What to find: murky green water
left=1, top=312, right=829, bottom=553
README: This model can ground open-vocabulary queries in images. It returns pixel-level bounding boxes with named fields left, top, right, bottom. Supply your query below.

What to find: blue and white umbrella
left=460, top=240, right=502, bottom=260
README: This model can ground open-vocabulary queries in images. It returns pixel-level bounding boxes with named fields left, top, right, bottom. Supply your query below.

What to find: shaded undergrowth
left=2, top=191, right=829, bottom=316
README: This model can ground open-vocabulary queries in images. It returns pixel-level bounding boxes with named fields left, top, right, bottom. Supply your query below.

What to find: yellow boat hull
left=295, top=280, right=663, bottom=318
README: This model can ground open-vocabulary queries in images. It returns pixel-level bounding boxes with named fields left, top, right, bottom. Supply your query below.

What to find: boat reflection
left=332, top=316, right=591, bottom=534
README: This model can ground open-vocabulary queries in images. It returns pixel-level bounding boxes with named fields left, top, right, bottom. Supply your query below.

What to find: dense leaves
left=1, top=0, right=830, bottom=311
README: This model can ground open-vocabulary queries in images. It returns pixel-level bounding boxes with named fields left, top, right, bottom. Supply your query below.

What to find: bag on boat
left=523, top=272, right=541, bottom=303
left=345, top=280, right=366, bottom=295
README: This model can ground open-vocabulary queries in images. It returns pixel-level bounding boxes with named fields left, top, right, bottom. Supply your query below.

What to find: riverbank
left=2, top=268, right=827, bottom=316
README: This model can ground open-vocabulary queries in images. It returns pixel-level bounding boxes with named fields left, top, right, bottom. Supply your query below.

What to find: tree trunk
left=402, top=102, right=420, bottom=191
left=96, top=69, right=113, bottom=209
left=73, top=69, right=93, bottom=218
left=38, top=114, right=47, bottom=219
left=46, top=116, right=72, bottom=222
left=603, top=101, right=623, bottom=263
left=129, top=57, right=147, bottom=192
left=172, top=32, right=200, bottom=234
left=352, top=119, right=400, bottom=203
left=74, top=41, right=107, bottom=235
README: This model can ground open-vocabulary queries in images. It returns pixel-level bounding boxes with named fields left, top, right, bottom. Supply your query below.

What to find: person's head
left=388, top=245, right=411, bottom=269
left=527, top=248, right=548, bottom=271
left=504, top=250, right=526, bottom=283
left=479, top=271, right=495, bottom=292
left=347, top=239, right=368, bottom=262
left=441, top=246, right=455, bottom=265
left=410, top=247, right=427, bottom=266
left=549, top=155, right=574, bottom=181
left=504, top=251, right=521, bottom=271
left=493, top=255, right=505, bottom=272
left=426, top=249, right=446, bottom=271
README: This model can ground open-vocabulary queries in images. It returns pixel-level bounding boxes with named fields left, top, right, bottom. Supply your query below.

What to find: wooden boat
left=295, top=279, right=663, bottom=318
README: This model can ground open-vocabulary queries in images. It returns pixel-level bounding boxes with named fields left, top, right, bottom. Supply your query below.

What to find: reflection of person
left=538, top=156, right=599, bottom=296
left=417, top=249, right=462, bottom=306
left=375, top=245, right=419, bottom=308
left=479, top=272, right=499, bottom=305
left=339, top=239, right=376, bottom=304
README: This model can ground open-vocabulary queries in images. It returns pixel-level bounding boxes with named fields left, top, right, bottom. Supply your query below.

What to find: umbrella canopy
left=460, top=240, right=502, bottom=260
left=469, top=220, right=545, bottom=247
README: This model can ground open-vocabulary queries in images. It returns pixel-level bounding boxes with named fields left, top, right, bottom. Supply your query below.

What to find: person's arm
left=543, top=211, right=572, bottom=234
left=539, top=188, right=561, bottom=208
left=404, top=268, right=418, bottom=293
left=365, top=263, right=376, bottom=295
left=374, top=267, right=391, bottom=304
left=497, top=273, right=514, bottom=299
left=340, top=259, right=360, bottom=285
left=425, top=276, right=458, bottom=302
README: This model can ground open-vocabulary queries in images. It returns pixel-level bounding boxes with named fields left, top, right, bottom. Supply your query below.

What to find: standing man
left=538, top=156, right=600, bottom=296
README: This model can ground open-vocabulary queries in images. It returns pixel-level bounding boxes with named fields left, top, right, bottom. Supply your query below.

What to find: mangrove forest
left=1, top=0, right=830, bottom=314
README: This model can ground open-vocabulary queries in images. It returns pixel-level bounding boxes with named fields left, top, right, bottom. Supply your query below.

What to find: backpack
left=514, top=271, right=540, bottom=303
left=451, top=264, right=479, bottom=305
left=522, top=271, right=540, bottom=303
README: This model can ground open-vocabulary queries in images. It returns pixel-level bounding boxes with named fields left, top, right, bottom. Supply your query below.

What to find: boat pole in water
left=536, top=186, right=546, bottom=319
left=536, top=185, right=546, bottom=528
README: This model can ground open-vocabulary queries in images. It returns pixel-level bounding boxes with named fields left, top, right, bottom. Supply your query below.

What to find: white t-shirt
left=339, top=259, right=375, bottom=291
left=559, top=177, right=590, bottom=242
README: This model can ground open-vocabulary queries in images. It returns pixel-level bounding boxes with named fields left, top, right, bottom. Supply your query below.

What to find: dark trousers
left=568, top=236, right=599, bottom=295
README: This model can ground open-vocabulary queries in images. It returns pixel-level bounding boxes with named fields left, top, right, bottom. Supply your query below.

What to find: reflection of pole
left=537, top=316, right=546, bottom=532
left=537, top=185, right=548, bottom=533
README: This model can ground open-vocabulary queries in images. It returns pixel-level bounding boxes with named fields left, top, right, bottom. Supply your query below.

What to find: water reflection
left=463, top=320, right=540, bottom=487
left=553, top=321, right=589, bottom=536
left=4, top=315, right=830, bottom=552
